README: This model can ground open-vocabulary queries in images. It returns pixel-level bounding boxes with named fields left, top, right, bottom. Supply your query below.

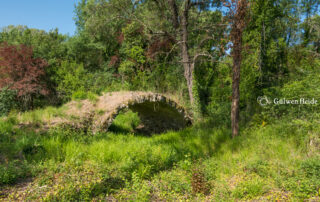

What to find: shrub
left=191, top=166, right=209, bottom=194
left=300, top=158, right=320, bottom=179
left=55, top=60, right=86, bottom=101
left=71, top=90, right=87, bottom=100
left=0, top=43, right=49, bottom=110
left=0, top=87, right=17, bottom=116
left=87, top=92, right=98, bottom=103
left=262, top=68, right=320, bottom=120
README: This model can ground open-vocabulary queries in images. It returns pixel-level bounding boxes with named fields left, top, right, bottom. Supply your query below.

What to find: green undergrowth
left=108, top=110, right=141, bottom=133
left=0, top=108, right=320, bottom=201
left=4, top=105, right=68, bottom=125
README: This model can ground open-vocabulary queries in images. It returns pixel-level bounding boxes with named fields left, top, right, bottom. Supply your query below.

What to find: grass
left=0, top=107, right=320, bottom=201
left=108, top=109, right=141, bottom=133
left=6, top=105, right=68, bottom=125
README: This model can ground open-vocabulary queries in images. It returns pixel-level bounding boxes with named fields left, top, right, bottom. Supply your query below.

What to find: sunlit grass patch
left=108, top=109, right=140, bottom=133
left=17, top=105, right=68, bottom=124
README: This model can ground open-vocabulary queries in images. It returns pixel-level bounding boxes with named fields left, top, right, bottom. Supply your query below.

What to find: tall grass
left=16, top=105, right=67, bottom=124
left=0, top=108, right=319, bottom=201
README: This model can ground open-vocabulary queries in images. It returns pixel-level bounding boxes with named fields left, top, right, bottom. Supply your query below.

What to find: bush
left=261, top=72, right=320, bottom=121
left=71, top=91, right=98, bottom=103
left=86, top=70, right=115, bottom=94
left=0, top=43, right=49, bottom=110
left=300, top=158, right=320, bottom=179
left=0, top=87, right=17, bottom=116
left=55, top=61, right=87, bottom=101
left=71, top=90, right=87, bottom=100
left=283, top=159, right=320, bottom=199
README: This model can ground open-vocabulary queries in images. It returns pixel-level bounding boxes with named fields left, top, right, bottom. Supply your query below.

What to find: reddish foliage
left=0, top=42, right=49, bottom=99
left=117, top=32, right=125, bottom=44
left=109, top=55, right=120, bottom=66
left=191, top=167, right=208, bottom=195
left=112, top=73, right=121, bottom=78
left=146, top=37, right=174, bottom=59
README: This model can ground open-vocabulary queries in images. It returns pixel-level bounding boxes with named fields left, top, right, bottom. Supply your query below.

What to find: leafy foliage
left=0, top=43, right=49, bottom=109
left=0, top=87, right=17, bottom=116
left=55, top=61, right=87, bottom=101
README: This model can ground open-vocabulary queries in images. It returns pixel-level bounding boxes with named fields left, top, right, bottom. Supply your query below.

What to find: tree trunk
left=180, top=0, right=194, bottom=105
left=231, top=54, right=241, bottom=137
left=229, top=0, right=248, bottom=137
left=168, top=0, right=194, bottom=105
left=184, top=62, right=194, bottom=105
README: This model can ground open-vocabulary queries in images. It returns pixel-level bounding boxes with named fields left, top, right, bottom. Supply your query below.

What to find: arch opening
left=108, top=101, right=191, bottom=135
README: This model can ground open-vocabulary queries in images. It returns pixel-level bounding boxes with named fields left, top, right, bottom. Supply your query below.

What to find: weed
left=191, top=166, right=209, bottom=195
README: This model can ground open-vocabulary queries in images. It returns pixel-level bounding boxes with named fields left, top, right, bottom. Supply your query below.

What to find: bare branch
left=164, top=41, right=183, bottom=62
left=193, top=52, right=215, bottom=63
left=198, top=35, right=215, bottom=48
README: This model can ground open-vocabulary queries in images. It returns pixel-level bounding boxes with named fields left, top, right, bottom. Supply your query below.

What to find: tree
left=74, top=0, right=224, bottom=107
left=0, top=25, right=70, bottom=104
left=167, top=0, right=220, bottom=105
left=302, top=14, right=320, bottom=53
left=301, top=0, right=319, bottom=46
left=73, top=0, right=127, bottom=71
left=0, top=43, right=49, bottom=109
left=224, top=0, right=249, bottom=137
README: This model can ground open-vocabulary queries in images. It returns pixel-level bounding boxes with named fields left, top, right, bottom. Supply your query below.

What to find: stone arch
left=91, top=92, right=192, bottom=134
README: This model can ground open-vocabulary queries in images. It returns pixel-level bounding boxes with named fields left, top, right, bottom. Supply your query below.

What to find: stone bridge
left=64, top=91, right=192, bottom=134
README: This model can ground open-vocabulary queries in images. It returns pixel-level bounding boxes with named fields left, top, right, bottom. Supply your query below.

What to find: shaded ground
left=130, top=101, right=190, bottom=135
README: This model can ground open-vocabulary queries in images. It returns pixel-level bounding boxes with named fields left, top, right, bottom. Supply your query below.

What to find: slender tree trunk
left=181, top=39, right=194, bottom=105
left=231, top=51, right=241, bottom=137
left=168, top=0, right=194, bottom=105
left=184, top=62, right=194, bottom=105
left=229, top=0, right=248, bottom=137
left=180, top=0, right=194, bottom=105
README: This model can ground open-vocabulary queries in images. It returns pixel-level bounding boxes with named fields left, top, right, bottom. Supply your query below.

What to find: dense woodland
left=1, top=0, right=320, bottom=201
left=0, top=0, right=319, bottom=125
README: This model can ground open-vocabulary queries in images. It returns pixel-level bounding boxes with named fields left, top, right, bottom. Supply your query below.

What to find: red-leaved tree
left=0, top=42, right=49, bottom=109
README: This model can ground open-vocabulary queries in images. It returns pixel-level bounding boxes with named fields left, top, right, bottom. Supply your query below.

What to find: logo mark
left=257, top=96, right=271, bottom=106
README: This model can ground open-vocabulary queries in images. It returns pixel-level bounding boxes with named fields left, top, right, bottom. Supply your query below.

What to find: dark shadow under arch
left=128, top=101, right=192, bottom=135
